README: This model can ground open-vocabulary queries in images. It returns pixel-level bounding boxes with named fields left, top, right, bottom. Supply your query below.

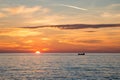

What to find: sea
left=0, top=53, right=120, bottom=80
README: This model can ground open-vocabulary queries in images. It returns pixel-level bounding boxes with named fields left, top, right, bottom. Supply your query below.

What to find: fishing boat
left=78, top=53, right=85, bottom=55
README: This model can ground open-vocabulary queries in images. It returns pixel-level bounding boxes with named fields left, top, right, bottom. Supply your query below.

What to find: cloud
left=108, top=3, right=120, bottom=9
left=101, top=12, right=120, bottom=18
left=79, top=40, right=102, bottom=44
left=0, top=28, right=41, bottom=37
left=2, top=6, right=49, bottom=15
left=0, top=5, right=60, bottom=27
left=26, top=15, right=64, bottom=25
left=99, top=4, right=120, bottom=18
left=58, top=38, right=103, bottom=46
left=0, top=4, right=119, bottom=27
left=21, top=24, right=120, bottom=30
left=0, top=13, right=6, bottom=18
left=84, top=30, right=96, bottom=33
left=58, top=4, right=88, bottom=11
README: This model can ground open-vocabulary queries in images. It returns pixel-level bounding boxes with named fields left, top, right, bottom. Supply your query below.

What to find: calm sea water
left=0, top=53, right=120, bottom=80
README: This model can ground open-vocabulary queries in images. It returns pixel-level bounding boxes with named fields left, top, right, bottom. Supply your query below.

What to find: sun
left=35, top=51, right=41, bottom=54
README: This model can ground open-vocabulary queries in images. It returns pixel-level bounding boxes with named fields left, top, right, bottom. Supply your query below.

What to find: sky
left=0, top=0, right=120, bottom=53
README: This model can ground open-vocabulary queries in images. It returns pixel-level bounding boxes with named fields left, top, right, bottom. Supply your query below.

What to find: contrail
left=59, top=4, right=88, bottom=11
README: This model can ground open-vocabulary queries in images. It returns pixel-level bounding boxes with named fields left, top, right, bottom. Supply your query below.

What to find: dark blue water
left=0, top=53, right=120, bottom=80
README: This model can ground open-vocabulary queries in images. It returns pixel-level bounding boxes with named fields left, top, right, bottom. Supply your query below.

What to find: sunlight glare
left=35, top=51, right=41, bottom=55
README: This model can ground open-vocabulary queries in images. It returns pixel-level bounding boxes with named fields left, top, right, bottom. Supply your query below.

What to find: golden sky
left=0, top=0, right=120, bottom=53
left=0, top=25, right=120, bottom=53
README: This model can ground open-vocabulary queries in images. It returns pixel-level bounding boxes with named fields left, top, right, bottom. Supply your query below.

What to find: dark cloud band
left=21, top=24, right=120, bottom=30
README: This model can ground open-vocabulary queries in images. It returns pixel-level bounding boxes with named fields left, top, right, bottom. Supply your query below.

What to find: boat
left=78, top=53, right=85, bottom=55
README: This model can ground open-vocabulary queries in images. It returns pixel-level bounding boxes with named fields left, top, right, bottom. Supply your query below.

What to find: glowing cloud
left=0, top=13, right=6, bottom=18
left=2, top=6, right=49, bottom=15
left=59, top=4, right=88, bottom=11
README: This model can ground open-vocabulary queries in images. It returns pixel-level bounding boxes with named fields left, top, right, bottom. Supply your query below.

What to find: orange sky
left=0, top=26, right=120, bottom=53
left=0, top=0, right=120, bottom=53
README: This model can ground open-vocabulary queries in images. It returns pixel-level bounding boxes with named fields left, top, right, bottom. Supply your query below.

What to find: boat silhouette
left=78, top=53, right=85, bottom=55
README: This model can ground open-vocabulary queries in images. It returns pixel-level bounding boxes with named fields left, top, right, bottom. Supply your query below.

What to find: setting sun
left=35, top=51, right=41, bottom=54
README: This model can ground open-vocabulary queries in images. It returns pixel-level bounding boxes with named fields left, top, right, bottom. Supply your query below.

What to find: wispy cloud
left=101, top=12, right=120, bottom=18
left=21, top=24, right=120, bottom=30
left=58, top=4, right=88, bottom=11
left=79, top=40, right=102, bottom=44
left=0, top=13, right=6, bottom=18
left=2, top=6, right=49, bottom=15
left=0, top=28, right=40, bottom=37
left=108, top=3, right=120, bottom=9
